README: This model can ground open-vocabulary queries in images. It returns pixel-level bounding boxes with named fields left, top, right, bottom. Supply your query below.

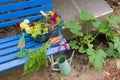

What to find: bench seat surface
left=0, top=33, right=69, bottom=72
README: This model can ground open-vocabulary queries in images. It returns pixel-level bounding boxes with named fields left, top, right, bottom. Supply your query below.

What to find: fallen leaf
left=104, top=70, right=110, bottom=76
left=54, top=75, right=64, bottom=80
left=116, top=59, right=120, bottom=69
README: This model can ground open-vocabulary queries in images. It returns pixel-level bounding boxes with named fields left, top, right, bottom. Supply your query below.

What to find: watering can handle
left=68, top=50, right=75, bottom=65
left=51, top=62, right=60, bottom=71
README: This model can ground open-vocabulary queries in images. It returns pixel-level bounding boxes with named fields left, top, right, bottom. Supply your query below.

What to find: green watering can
left=51, top=51, right=75, bottom=75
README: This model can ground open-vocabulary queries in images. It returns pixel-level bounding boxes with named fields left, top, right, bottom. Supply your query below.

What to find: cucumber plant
left=65, top=10, right=120, bottom=71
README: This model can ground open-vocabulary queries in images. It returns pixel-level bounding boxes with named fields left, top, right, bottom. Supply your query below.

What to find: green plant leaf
left=87, top=44, right=106, bottom=71
left=107, top=15, right=120, bottom=29
left=112, top=37, right=120, bottom=57
left=94, top=49, right=106, bottom=71
left=93, top=20, right=112, bottom=36
left=79, top=45, right=87, bottom=53
left=107, top=32, right=118, bottom=40
left=86, top=43, right=94, bottom=55
left=64, top=22, right=83, bottom=36
left=69, top=40, right=79, bottom=50
left=113, top=37, right=120, bottom=49
left=98, top=22, right=110, bottom=34
left=106, top=42, right=116, bottom=57
left=83, top=34, right=93, bottom=44
left=79, top=10, right=95, bottom=21
left=92, top=19, right=102, bottom=29
left=105, top=37, right=120, bottom=58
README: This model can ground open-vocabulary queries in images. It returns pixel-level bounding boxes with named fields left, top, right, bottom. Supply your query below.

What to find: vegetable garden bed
left=0, top=0, right=120, bottom=80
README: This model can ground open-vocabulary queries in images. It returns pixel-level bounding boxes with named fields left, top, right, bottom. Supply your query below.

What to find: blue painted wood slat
left=0, top=58, right=26, bottom=72
left=0, top=0, right=16, bottom=3
left=0, top=53, right=18, bottom=64
left=0, top=0, right=52, bottom=12
left=0, top=6, right=53, bottom=20
left=0, top=34, right=29, bottom=44
left=0, top=34, right=22, bottom=43
left=0, top=15, right=43, bottom=28
left=0, top=41, right=40, bottom=56
left=0, top=37, right=32, bottom=50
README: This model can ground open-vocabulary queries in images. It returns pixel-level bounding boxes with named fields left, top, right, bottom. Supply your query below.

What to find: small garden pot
left=51, top=51, right=74, bottom=75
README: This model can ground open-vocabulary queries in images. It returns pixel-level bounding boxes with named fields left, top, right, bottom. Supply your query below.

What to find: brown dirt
left=0, top=52, right=107, bottom=80
left=0, top=52, right=119, bottom=80
left=0, top=0, right=120, bottom=80
left=104, top=59, right=120, bottom=80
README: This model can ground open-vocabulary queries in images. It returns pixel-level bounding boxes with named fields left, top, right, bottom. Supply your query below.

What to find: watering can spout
left=68, top=50, right=75, bottom=65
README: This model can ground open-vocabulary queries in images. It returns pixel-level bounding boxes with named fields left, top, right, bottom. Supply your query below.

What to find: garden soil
left=0, top=0, right=120, bottom=80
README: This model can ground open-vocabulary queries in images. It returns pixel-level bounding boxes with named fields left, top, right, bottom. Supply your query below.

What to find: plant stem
left=76, top=36, right=78, bottom=42
left=91, top=32, right=100, bottom=42
left=86, top=21, right=89, bottom=36
left=96, top=43, right=103, bottom=50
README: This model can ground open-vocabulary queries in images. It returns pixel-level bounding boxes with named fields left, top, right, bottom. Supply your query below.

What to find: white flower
left=24, top=19, right=30, bottom=24
left=25, top=27, right=31, bottom=33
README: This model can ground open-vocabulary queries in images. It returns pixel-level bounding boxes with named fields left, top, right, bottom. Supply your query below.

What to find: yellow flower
left=20, top=22, right=29, bottom=29
left=20, top=19, right=29, bottom=30
left=49, top=11, right=54, bottom=16
left=43, top=28, right=48, bottom=33
left=56, top=17, right=60, bottom=21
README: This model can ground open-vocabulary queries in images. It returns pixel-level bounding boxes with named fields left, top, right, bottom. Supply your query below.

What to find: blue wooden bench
left=0, top=0, right=69, bottom=72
